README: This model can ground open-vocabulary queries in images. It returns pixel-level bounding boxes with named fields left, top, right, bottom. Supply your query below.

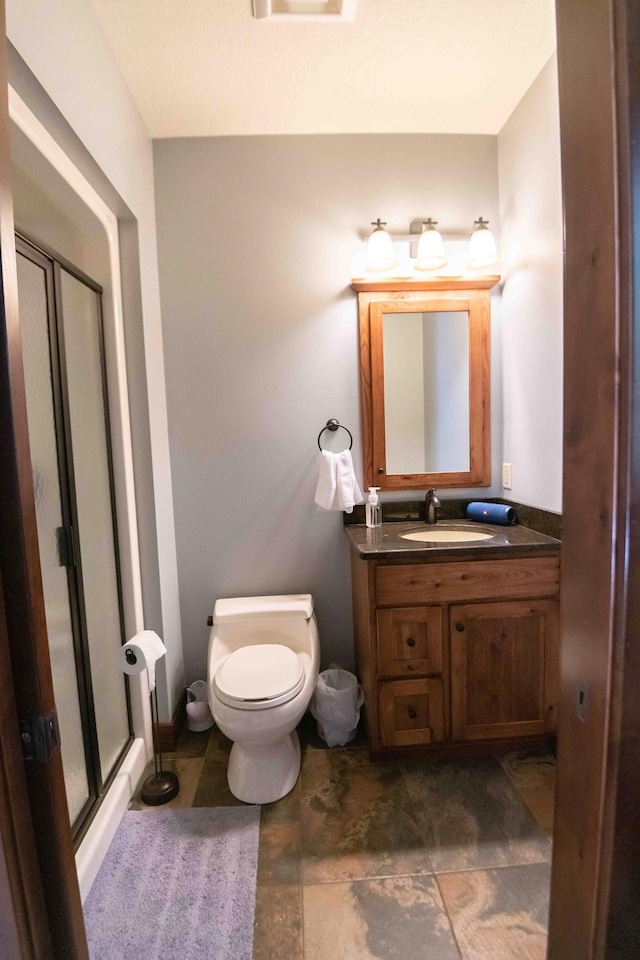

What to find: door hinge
left=20, top=711, right=61, bottom=763
left=56, top=525, right=76, bottom=567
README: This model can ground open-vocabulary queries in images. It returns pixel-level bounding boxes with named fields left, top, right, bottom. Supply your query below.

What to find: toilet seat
left=213, top=643, right=305, bottom=711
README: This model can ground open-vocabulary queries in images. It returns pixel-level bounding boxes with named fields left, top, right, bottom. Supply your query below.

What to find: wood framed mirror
left=353, top=279, right=499, bottom=491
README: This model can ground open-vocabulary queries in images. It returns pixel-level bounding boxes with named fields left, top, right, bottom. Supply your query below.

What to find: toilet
left=207, top=594, right=320, bottom=804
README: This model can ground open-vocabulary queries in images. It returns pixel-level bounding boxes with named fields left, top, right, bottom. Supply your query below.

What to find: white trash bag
left=310, top=665, right=364, bottom=747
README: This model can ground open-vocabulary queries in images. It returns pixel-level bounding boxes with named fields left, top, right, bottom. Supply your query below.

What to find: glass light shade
left=366, top=220, right=398, bottom=272
left=467, top=220, right=499, bottom=271
left=415, top=222, right=447, bottom=271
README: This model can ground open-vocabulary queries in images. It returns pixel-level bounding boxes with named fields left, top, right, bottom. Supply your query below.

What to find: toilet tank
left=213, top=594, right=314, bottom=623
left=209, top=594, right=317, bottom=659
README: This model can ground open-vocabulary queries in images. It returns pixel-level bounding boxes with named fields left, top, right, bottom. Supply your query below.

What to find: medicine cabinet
left=352, top=278, right=499, bottom=491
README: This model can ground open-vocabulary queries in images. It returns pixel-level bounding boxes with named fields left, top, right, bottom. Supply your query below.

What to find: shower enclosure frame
left=7, top=80, right=154, bottom=896
left=16, top=231, right=135, bottom=848
left=2, top=1, right=640, bottom=960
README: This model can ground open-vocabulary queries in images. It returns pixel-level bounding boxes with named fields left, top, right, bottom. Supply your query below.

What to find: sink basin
left=401, top=529, right=494, bottom=543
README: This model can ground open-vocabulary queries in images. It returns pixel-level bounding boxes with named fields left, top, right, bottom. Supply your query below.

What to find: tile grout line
left=298, top=855, right=552, bottom=889
left=432, top=856, right=552, bottom=877
left=300, top=874, right=306, bottom=960
left=434, top=872, right=465, bottom=960
left=495, top=750, right=557, bottom=838
left=300, top=871, right=436, bottom=889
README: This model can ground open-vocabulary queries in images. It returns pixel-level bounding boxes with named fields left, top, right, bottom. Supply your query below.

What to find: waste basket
left=310, top=666, right=363, bottom=747
left=186, top=680, right=214, bottom=732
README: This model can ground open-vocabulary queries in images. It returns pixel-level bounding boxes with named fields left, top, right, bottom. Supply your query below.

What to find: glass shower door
left=16, top=248, right=92, bottom=825
left=58, top=268, right=130, bottom=780
left=16, top=236, right=132, bottom=841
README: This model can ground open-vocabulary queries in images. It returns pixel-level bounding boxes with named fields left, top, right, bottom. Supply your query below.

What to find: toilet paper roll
left=120, top=630, right=167, bottom=692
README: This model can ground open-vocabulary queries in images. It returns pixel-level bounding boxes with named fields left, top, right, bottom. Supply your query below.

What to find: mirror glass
left=382, top=310, right=470, bottom=475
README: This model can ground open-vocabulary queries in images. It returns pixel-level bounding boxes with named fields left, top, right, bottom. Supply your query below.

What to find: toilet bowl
left=207, top=594, right=320, bottom=804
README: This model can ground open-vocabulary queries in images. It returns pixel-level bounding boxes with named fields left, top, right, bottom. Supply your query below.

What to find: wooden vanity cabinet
left=450, top=598, right=559, bottom=742
left=350, top=549, right=560, bottom=758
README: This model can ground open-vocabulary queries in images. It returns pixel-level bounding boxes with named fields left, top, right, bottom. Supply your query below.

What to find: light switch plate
left=502, top=462, right=512, bottom=489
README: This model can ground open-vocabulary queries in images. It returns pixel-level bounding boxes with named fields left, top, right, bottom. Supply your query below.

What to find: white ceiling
left=89, top=0, right=556, bottom=139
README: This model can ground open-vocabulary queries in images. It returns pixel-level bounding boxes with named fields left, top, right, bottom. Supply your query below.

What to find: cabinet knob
left=378, top=467, right=384, bottom=474
left=455, top=622, right=465, bottom=632
left=406, top=637, right=416, bottom=647
left=408, top=708, right=417, bottom=720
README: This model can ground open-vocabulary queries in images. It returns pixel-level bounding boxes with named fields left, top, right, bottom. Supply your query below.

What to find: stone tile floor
left=130, top=716, right=556, bottom=960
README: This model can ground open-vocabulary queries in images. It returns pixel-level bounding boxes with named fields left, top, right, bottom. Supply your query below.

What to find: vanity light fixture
left=415, top=218, right=448, bottom=271
left=467, top=217, right=499, bottom=270
left=366, top=219, right=399, bottom=272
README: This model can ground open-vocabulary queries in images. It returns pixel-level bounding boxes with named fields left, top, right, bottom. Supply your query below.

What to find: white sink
left=401, top=529, right=494, bottom=543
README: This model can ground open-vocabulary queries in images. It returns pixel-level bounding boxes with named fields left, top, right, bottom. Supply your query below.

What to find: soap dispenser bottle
left=366, top=487, right=382, bottom=528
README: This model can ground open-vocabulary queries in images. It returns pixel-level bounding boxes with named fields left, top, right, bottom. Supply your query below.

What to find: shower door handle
left=56, top=525, right=76, bottom=568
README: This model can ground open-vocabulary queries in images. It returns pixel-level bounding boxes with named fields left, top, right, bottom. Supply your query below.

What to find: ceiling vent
left=252, top=0, right=357, bottom=21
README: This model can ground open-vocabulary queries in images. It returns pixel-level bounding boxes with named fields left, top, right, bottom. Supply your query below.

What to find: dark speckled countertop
left=345, top=519, right=561, bottom=562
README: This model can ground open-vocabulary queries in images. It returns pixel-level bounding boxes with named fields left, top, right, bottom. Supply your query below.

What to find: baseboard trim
left=157, top=688, right=187, bottom=753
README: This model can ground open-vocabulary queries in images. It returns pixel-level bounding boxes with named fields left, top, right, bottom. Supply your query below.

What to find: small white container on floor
left=186, top=680, right=215, bottom=731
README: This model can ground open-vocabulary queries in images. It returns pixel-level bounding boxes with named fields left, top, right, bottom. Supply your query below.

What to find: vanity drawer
left=376, top=557, right=560, bottom=606
left=379, top=678, right=445, bottom=747
left=377, top=606, right=443, bottom=678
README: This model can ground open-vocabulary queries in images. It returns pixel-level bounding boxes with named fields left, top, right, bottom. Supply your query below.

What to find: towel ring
left=317, top=418, right=353, bottom=452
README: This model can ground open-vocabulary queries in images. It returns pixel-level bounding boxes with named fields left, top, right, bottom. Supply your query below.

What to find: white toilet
left=207, top=594, right=320, bottom=804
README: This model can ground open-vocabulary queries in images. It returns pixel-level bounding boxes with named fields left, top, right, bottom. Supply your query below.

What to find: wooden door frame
left=550, top=0, right=640, bottom=957
left=0, top=573, right=52, bottom=960
left=0, top=1, right=639, bottom=959
left=0, top=1, right=89, bottom=956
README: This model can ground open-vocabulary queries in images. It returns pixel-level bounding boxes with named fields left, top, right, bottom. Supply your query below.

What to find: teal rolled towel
left=466, top=502, right=516, bottom=525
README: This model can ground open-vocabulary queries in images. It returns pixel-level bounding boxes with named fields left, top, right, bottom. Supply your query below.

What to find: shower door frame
left=1, top=3, right=640, bottom=960
left=15, top=233, right=134, bottom=847
left=7, top=58, right=156, bottom=905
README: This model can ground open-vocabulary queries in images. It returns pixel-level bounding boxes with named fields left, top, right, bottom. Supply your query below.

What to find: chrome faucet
left=425, top=489, right=440, bottom=525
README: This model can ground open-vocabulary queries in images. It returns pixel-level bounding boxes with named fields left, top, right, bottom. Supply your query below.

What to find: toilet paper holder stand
left=125, top=647, right=180, bottom=806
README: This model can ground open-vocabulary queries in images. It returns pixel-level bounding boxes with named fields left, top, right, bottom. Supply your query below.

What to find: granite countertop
left=345, top=519, right=561, bottom=562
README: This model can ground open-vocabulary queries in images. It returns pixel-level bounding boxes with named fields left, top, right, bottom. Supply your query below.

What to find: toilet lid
left=214, top=644, right=304, bottom=706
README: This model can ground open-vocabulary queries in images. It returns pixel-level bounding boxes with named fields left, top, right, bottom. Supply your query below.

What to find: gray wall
left=7, top=0, right=185, bottom=719
left=498, top=55, right=563, bottom=513
left=153, top=134, right=499, bottom=680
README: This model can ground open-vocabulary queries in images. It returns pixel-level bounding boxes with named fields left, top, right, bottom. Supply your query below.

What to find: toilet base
left=227, top=730, right=301, bottom=804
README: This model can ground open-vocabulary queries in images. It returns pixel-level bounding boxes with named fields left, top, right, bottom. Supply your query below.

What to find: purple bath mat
left=83, top=807, right=260, bottom=960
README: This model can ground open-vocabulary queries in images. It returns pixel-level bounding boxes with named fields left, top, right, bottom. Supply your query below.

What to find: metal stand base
left=141, top=771, right=180, bottom=806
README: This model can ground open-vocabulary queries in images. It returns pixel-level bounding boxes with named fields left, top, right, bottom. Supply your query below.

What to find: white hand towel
left=335, top=449, right=363, bottom=513
left=314, top=450, right=338, bottom=510
left=314, top=449, right=364, bottom=512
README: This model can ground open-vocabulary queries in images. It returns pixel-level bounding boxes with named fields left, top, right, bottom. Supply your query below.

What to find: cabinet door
left=450, top=599, right=559, bottom=741
left=377, top=606, right=443, bottom=678
left=379, top=678, right=445, bottom=747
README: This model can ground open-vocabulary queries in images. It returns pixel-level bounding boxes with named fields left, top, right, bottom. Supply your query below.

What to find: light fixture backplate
left=252, top=0, right=358, bottom=21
